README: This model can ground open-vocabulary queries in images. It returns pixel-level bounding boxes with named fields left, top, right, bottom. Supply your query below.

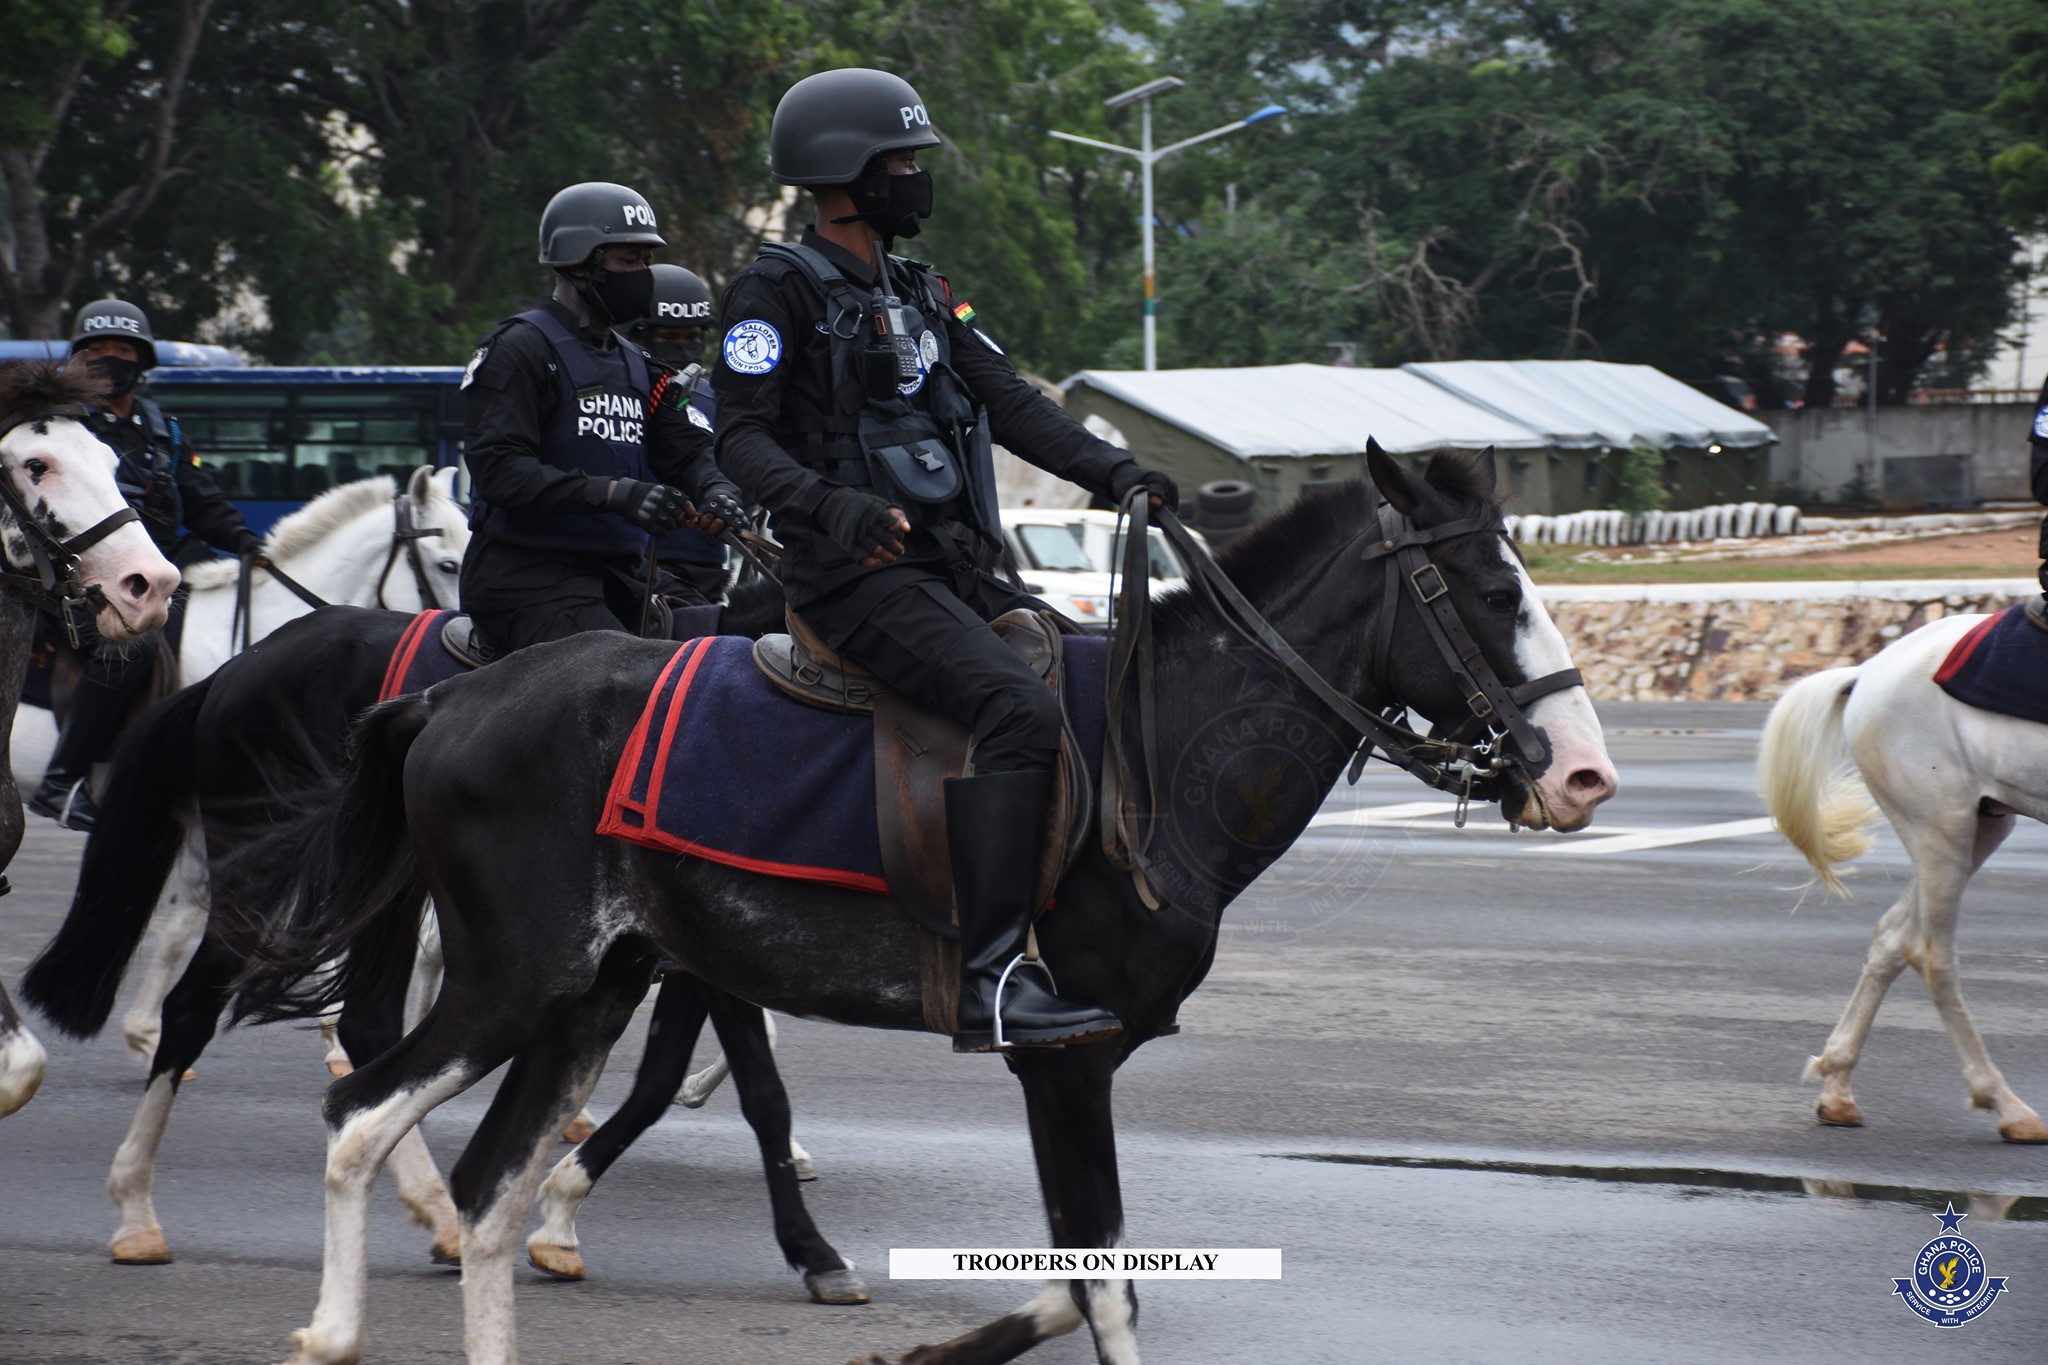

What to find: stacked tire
left=1196, top=480, right=1256, bottom=548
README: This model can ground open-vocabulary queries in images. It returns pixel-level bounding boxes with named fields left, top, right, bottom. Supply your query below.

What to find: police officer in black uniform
left=2028, top=373, right=2048, bottom=629
left=459, top=183, right=746, bottom=654
left=623, top=264, right=730, bottom=606
left=30, top=299, right=266, bottom=830
left=714, top=69, right=1179, bottom=1053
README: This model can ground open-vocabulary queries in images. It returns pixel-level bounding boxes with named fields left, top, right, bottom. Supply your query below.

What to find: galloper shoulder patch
left=722, top=320, right=782, bottom=376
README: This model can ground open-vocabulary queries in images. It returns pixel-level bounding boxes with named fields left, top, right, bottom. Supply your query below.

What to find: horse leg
left=452, top=952, right=652, bottom=1365
left=529, top=970, right=709, bottom=1280
left=675, top=1007, right=817, bottom=1179
left=1805, top=891, right=1918, bottom=1127
left=121, top=843, right=206, bottom=1065
left=703, top=985, right=866, bottom=1303
left=282, top=1006, right=508, bottom=1365
left=1912, top=814, right=2045, bottom=1142
left=859, top=1047, right=1125, bottom=1365
left=107, top=931, right=240, bottom=1263
left=333, top=964, right=462, bottom=1266
left=0, top=978, right=46, bottom=1119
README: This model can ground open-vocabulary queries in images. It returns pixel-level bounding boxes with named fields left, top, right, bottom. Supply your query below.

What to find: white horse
left=1, top=364, right=183, bottom=1117
left=95, top=469, right=466, bottom=1063
left=1758, top=611, right=2048, bottom=1143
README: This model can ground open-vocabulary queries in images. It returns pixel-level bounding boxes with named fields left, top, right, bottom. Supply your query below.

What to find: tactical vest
left=471, top=307, right=655, bottom=558
left=111, top=396, right=187, bottom=545
left=760, top=242, right=1002, bottom=541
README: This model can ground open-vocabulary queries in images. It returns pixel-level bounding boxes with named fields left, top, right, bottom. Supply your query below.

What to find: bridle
left=0, top=404, right=146, bottom=647
left=1102, top=487, right=1582, bottom=907
left=231, top=487, right=454, bottom=655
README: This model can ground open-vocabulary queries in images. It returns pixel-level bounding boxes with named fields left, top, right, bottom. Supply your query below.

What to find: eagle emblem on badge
left=1891, top=1202, right=2009, bottom=1328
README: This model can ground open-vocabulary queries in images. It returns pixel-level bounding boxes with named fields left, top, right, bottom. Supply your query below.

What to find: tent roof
left=1402, top=359, right=1775, bottom=450
left=1061, top=363, right=1548, bottom=459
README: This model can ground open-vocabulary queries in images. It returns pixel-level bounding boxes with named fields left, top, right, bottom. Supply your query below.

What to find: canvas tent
left=1061, top=360, right=1776, bottom=516
left=1060, top=364, right=1546, bottom=516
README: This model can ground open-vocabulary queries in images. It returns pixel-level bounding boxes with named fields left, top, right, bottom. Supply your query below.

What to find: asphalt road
left=4, top=700, right=2048, bottom=1363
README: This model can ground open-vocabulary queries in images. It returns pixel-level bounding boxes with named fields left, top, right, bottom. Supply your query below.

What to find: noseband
left=1102, top=488, right=1582, bottom=907
left=0, top=404, right=145, bottom=646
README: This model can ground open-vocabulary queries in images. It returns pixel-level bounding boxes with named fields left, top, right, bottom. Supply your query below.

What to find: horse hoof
left=807, top=1266, right=871, bottom=1305
left=794, top=1154, right=819, bottom=1182
left=527, top=1241, right=586, bottom=1280
left=326, top=1058, right=353, bottom=1079
left=1815, top=1098, right=1863, bottom=1127
left=1998, top=1114, right=2048, bottom=1144
left=560, top=1115, right=597, bottom=1144
left=430, top=1233, right=462, bottom=1265
left=110, top=1226, right=173, bottom=1264
left=181, top=1068, right=197, bottom=1083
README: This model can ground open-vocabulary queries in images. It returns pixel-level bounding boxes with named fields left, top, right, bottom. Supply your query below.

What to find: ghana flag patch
left=952, top=300, right=976, bottom=323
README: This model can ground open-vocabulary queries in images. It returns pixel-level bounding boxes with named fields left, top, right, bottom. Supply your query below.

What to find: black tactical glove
left=1109, top=462, right=1180, bottom=513
left=607, top=478, right=689, bottom=535
left=234, top=529, right=266, bottom=558
left=815, top=486, right=908, bottom=562
left=694, top=486, right=748, bottom=533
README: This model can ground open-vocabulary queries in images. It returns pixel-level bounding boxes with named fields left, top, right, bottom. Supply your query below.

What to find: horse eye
left=1483, top=589, right=1519, bottom=612
left=437, top=558, right=458, bottom=574
left=23, top=459, right=48, bottom=478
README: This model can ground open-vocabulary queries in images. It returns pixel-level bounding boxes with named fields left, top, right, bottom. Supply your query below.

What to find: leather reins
left=0, top=404, right=146, bottom=646
left=1101, top=488, right=1582, bottom=908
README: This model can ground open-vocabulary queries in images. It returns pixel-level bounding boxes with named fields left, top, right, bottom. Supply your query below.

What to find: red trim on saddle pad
left=378, top=610, right=445, bottom=702
left=594, top=638, right=893, bottom=895
left=1934, top=612, right=2004, bottom=686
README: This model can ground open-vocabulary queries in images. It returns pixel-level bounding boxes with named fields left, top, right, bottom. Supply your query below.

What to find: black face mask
left=576, top=264, right=656, bottom=328
left=836, top=168, right=934, bottom=242
left=91, top=355, right=143, bottom=397
left=649, top=340, right=703, bottom=370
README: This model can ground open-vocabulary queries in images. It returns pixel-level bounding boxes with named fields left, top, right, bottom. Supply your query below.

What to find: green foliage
left=1992, top=12, right=2048, bottom=223
left=1612, top=442, right=1671, bottom=517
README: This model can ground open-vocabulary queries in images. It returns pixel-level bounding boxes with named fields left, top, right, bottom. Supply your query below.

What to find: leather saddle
left=752, top=607, right=1095, bottom=940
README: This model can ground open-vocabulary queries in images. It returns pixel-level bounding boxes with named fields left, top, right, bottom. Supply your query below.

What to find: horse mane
left=0, top=358, right=109, bottom=423
left=183, top=475, right=400, bottom=589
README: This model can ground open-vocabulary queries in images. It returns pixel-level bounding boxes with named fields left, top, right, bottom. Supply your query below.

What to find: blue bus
left=0, top=341, right=465, bottom=537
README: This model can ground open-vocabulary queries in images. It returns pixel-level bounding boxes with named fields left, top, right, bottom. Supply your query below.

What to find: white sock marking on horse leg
left=122, top=879, right=204, bottom=1063
left=527, top=1150, right=593, bottom=1276
left=1023, top=1280, right=1085, bottom=1336
left=386, top=1126, right=461, bottom=1260
left=788, top=1135, right=818, bottom=1181
left=1806, top=893, right=1915, bottom=1119
left=0, top=1017, right=47, bottom=1118
left=287, top=1065, right=469, bottom=1365
left=406, top=910, right=443, bottom=1030
left=465, top=1102, right=599, bottom=1364
left=677, top=1051, right=729, bottom=1107
left=1082, top=1277, right=1140, bottom=1364
left=107, top=1071, right=176, bottom=1257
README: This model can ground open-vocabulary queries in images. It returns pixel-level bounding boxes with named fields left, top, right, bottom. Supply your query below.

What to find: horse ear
left=429, top=465, right=458, bottom=501
left=406, top=465, right=432, bottom=508
left=1462, top=446, right=1498, bottom=500
left=1366, top=439, right=1427, bottom=519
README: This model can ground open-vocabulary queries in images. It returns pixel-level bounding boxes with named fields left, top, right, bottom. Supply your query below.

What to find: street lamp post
left=1050, top=78, right=1285, bottom=371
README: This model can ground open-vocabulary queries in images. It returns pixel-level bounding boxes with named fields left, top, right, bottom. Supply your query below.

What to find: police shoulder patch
left=2033, top=403, right=2048, bottom=441
left=459, top=345, right=489, bottom=390
left=723, top=320, right=783, bottom=375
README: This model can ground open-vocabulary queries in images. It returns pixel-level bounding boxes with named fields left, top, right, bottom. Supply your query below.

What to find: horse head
left=252, top=465, right=468, bottom=611
left=1363, top=441, right=1617, bottom=831
left=0, top=360, right=180, bottom=641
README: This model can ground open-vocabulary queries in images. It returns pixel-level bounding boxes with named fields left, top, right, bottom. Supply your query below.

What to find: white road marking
left=1542, top=816, right=1777, bottom=855
left=1306, top=800, right=1461, bottom=829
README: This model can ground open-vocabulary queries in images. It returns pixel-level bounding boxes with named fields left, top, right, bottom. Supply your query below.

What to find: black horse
left=239, top=450, right=1617, bottom=1365
left=21, top=580, right=867, bottom=1299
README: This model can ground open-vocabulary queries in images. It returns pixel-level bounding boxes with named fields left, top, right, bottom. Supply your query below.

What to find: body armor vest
left=760, top=242, right=1002, bottom=541
left=113, top=397, right=187, bottom=548
left=471, top=307, right=655, bottom=558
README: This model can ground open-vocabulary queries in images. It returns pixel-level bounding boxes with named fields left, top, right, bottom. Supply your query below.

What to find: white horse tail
left=1757, top=667, right=1878, bottom=895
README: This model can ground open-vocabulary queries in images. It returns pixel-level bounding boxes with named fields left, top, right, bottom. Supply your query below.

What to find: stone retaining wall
left=1544, top=580, right=2036, bottom=702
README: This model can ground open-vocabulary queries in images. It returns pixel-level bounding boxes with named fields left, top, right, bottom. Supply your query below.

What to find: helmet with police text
left=636, top=265, right=713, bottom=329
left=69, top=298, right=158, bottom=371
left=536, top=182, right=666, bottom=266
left=769, top=68, right=941, bottom=186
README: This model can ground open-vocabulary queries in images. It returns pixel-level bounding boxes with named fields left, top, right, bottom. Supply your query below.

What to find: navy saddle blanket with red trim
left=376, top=604, right=725, bottom=701
left=596, top=633, right=1107, bottom=894
left=1934, top=605, right=2048, bottom=725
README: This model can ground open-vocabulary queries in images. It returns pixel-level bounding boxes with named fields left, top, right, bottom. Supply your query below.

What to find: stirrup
left=990, top=953, right=1059, bottom=1052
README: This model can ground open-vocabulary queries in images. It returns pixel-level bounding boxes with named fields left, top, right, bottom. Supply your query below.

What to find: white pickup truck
left=1001, top=507, right=1210, bottom=630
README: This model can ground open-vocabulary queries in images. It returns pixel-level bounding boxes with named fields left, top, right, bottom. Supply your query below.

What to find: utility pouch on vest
left=859, top=410, right=961, bottom=508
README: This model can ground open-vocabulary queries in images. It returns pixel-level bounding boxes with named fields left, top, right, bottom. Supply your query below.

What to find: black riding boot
left=946, top=769, right=1121, bottom=1053
left=29, top=673, right=132, bottom=831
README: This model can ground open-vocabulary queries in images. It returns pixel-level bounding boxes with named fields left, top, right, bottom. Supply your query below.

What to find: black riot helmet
left=69, top=298, right=158, bottom=371
left=536, top=182, right=666, bottom=266
left=769, top=68, right=941, bottom=187
left=624, top=265, right=715, bottom=369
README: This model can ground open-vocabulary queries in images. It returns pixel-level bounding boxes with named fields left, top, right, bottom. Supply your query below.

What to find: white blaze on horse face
left=1506, top=552, right=1618, bottom=831
left=1, top=419, right=178, bottom=638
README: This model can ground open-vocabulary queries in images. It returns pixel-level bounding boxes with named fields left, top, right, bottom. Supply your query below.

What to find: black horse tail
left=229, top=694, right=431, bottom=1026
left=22, top=678, right=212, bottom=1038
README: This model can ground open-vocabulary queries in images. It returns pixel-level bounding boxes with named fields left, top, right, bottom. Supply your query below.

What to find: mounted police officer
left=714, top=68, right=1179, bottom=1053
left=459, top=183, right=746, bottom=654
left=622, top=264, right=730, bottom=606
left=31, top=299, right=265, bottom=830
